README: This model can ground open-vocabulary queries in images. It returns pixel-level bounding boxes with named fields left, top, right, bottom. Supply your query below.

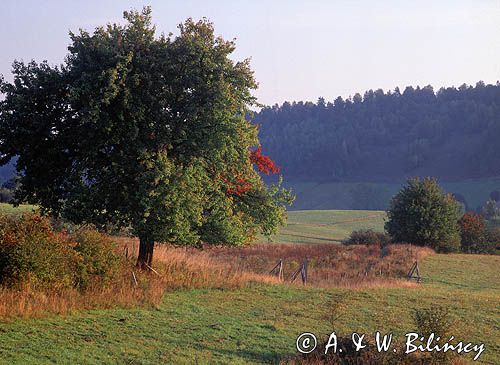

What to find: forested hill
left=254, top=82, right=500, bottom=182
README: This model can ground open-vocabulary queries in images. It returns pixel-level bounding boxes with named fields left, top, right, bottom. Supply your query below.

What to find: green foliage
left=414, top=306, right=456, bottom=364
left=343, top=228, right=391, bottom=246
left=0, top=213, right=122, bottom=289
left=72, top=228, right=122, bottom=289
left=0, top=214, right=78, bottom=289
left=385, top=177, right=461, bottom=252
left=484, top=227, right=500, bottom=254
left=0, top=7, right=292, bottom=266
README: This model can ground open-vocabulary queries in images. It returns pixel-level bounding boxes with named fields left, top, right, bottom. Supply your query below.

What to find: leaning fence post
left=131, top=271, right=138, bottom=287
left=301, top=257, right=308, bottom=285
left=270, top=259, right=284, bottom=281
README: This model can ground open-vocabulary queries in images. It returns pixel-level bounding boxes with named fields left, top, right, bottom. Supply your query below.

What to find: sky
left=1, top=0, right=500, bottom=106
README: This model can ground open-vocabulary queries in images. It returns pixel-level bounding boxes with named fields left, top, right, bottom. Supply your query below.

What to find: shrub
left=343, top=229, right=391, bottom=246
left=458, top=212, right=486, bottom=253
left=484, top=227, right=500, bottom=254
left=72, top=228, right=122, bottom=289
left=414, top=306, right=456, bottom=364
left=0, top=214, right=78, bottom=289
left=0, top=213, right=123, bottom=290
left=385, top=177, right=461, bottom=252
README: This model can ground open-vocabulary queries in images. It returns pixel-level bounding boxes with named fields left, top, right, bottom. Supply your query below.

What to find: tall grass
left=190, top=242, right=433, bottom=288
left=0, top=233, right=432, bottom=318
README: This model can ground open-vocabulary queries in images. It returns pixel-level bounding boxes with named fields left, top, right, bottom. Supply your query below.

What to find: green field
left=263, top=209, right=386, bottom=244
left=0, top=203, right=37, bottom=215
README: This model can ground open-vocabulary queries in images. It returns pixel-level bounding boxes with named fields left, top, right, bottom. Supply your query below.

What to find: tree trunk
left=137, top=234, right=154, bottom=270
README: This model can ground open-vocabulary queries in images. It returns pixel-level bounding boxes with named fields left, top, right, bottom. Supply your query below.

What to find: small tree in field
left=385, top=177, right=461, bottom=252
left=0, top=8, right=293, bottom=269
left=458, top=212, right=486, bottom=253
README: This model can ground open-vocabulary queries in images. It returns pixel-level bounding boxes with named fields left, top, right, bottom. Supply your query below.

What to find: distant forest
left=255, top=82, right=500, bottom=182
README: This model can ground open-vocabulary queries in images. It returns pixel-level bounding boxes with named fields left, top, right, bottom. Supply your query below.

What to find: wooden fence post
left=290, top=258, right=308, bottom=285
left=407, top=261, right=422, bottom=283
left=301, top=258, right=308, bottom=285
left=270, top=259, right=284, bottom=281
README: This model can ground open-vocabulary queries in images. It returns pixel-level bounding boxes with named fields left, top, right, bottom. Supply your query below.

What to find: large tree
left=0, top=8, right=293, bottom=269
left=385, top=177, right=461, bottom=252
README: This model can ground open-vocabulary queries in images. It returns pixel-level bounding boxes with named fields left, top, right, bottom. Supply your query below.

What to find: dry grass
left=0, top=270, right=166, bottom=319
left=0, top=237, right=279, bottom=319
left=118, top=239, right=434, bottom=290
left=185, top=242, right=434, bottom=289
left=0, top=237, right=433, bottom=319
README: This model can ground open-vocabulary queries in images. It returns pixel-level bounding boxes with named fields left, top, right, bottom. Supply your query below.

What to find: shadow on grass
left=192, top=344, right=287, bottom=364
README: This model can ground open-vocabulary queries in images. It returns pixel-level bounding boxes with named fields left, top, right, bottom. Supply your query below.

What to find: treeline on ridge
left=254, top=82, right=500, bottom=182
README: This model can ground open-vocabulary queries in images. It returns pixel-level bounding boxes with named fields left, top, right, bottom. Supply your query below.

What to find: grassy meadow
left=0, top=203, right=37, bottom=215
left=262, top=209, right=386, bottom=244
left=0, top=205, right=498, bottom=364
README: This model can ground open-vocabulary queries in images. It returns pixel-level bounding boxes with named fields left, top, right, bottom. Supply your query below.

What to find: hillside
left=262, top=209, right=386, bottom=244
left=255, top=82, right=500, bottom=183
left=283, top=178, right=500, bottom=211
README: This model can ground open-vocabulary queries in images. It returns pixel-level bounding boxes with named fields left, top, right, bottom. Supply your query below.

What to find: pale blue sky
left=1, top=1, right=499, bottom=105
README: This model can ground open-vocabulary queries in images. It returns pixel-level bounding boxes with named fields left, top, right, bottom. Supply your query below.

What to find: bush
left=343, top=229, right=391, bottom=246
left=458, top=212, right=486, bottom=253
left=0, top=213, right=122, bottom=290
left=0, top=214, right=78, bottom=289
left=484, top=227, right=500, bottom=254
left=72, top=228, right=122, bottom=289
left=385, top=177, right=461, bottom=252
left=414, top=306, right=456, bottom=364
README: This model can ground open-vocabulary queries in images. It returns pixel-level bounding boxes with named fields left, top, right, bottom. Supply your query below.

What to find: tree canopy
left=385, top=178, right=461, bottom=252
left=0, top=7, right=293, bottom=268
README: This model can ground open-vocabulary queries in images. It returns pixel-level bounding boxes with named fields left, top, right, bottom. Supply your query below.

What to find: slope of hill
left=255, top=82, right=500, bottom=183
left=261, top=209, right=386, bottom=244
left=283, top=177, right=500, bottom=211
